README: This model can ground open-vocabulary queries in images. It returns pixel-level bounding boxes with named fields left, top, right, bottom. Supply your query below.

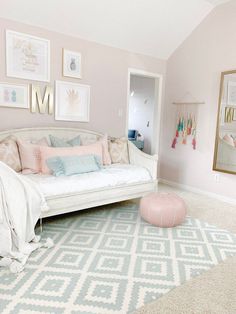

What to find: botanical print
left=55, top=81, right=90, bottom=121
left=63, top=49, right=82, bottom=79
left=6, top=30, right=50, bottom=82
left=0, top=83, right=29, bottom=109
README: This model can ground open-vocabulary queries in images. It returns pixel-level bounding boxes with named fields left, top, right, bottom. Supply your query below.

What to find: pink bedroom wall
left=160, top=1, right=236, bottom=201
left=0, top=17, right=166, bottom=137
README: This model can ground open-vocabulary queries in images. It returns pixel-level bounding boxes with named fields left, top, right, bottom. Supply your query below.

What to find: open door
left=127, top=69, right=163, bottom=155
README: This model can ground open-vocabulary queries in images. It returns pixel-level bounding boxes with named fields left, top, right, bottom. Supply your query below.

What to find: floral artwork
left=55, top=81, right=90, bottom=122
left=63, top=49, right=82, bottom=79
left=6, top=30, right=50, bottom=82
left=0, top=83, right=29, bottom=109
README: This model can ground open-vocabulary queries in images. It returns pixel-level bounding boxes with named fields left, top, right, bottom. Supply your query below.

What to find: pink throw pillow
left=18, top=138, right=48, bottom=174
left=40, top=142, right=103, bottom=174
left=0, top=136, right=22, bottom=172
left=99, top=134, right=111, bottom=165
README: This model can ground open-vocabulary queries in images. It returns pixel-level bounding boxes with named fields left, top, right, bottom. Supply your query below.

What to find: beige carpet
left=134, top=184, right=236, bottom=314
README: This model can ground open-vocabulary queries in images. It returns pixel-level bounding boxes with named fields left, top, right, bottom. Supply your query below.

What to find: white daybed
left=0, top=127, right=158, bottom=218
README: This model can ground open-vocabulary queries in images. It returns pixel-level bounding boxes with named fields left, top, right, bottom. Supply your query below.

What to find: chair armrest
left=128, top=141, right=158, bottom=180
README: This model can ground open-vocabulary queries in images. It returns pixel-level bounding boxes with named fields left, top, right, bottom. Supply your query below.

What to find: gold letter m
left=31, top=85, right=54, bottom=114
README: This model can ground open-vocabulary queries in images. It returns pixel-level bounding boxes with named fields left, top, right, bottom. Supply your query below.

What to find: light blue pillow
left=46, top=157, right=64, bottom=177
left=49, top=134, right=81, bottom=147
left=46, top=155, right=102, bottom=176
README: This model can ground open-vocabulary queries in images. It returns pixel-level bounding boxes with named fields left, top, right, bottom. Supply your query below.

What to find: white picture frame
left=0, top=82, right=29, bottom=109
left=6, top=30, right=50, bottom=82
left=63, top=49, right=82, bottom=79
left=55, top=80, right=90, bottom=122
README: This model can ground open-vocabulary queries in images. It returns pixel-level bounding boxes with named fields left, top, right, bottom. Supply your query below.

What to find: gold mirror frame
left=213, top=70, right=236, bottom=175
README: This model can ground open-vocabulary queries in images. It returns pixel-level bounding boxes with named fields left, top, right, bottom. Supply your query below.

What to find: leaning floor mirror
left=213, top=70, right=236, bottom=175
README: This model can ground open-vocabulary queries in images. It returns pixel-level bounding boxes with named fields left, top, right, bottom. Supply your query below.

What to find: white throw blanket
left=0, top=161, right=53, bottom=273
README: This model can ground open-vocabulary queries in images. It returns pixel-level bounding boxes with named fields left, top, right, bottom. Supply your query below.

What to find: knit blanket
left=0, top=161, right=53, bottom=273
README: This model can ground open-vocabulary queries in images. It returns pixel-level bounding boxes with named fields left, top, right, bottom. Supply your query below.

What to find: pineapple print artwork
left=66, top=89, right=81, bottom=114
left=55, top=81, right=90, bottom=121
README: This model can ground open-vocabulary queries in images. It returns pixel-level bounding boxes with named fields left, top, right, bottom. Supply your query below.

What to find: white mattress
left=22, top=164, right=152, bottom=197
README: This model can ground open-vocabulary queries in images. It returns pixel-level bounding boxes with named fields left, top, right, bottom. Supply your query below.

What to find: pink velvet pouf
left=139, top=192, right=187, bottom=228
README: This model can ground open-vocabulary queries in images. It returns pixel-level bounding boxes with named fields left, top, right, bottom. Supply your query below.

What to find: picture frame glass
left=56, top=81, right=89, bottom=122
left=63, top=50, right=82, bottom=79
left=0, top=83, right=29, bottom=109
left=6, top=30, right=50, bottom=82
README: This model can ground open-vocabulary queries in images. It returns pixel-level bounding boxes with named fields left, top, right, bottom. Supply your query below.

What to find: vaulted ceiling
left=0, top=0, right=232, bottom=59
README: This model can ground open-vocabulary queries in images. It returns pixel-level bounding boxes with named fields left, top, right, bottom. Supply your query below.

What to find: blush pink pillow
left=99, top=134, right=111, bottom=165
left=40, top=142, right=103, bottom=174
left=18, top=138, right=48, bottom=174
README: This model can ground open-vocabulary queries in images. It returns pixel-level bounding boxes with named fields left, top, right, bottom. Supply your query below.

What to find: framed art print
left=6, top=30, right=50, bottom=82
left=0, top=82, right=29, bottom=109
left=55, top=80, right=90, bottom=122
left=63, top=49, right=82, bottom=79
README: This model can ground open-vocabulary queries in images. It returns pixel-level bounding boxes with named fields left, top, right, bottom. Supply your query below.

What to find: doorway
left=126, top=69, right=163, bottom=155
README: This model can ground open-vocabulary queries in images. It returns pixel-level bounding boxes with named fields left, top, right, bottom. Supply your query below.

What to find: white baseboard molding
left=159, top=178, right=236, bottom=206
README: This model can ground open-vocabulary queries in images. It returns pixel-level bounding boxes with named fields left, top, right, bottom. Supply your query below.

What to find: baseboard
left=159, top=178, right=236, bottom=205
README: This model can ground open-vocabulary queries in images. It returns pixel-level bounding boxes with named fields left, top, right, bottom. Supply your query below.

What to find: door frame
left=126, top=68, right=163, bottom=155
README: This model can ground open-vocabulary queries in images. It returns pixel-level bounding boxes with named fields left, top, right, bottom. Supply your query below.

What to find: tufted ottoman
left=140, top=192, right=187, bottom=228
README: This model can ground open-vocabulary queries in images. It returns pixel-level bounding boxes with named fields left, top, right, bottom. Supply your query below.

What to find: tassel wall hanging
left=171, top=103, right=198, bottom=150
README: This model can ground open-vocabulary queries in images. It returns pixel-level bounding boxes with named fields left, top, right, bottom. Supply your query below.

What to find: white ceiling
left=204, top=0, right=230, bottom=4
left=0, top=0, right=231, bottom=60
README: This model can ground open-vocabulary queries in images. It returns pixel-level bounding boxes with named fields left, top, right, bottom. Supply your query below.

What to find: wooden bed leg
left=40, top=218, right=43, bottom=233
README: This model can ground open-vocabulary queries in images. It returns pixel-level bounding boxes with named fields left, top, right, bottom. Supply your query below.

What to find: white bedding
left=22, top=164, right=152, bottom=197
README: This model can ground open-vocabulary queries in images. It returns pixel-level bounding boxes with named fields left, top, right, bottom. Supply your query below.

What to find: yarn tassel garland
left=171, top=137, right=177, bottom=149
left=192, top=137, right=196, bottom=150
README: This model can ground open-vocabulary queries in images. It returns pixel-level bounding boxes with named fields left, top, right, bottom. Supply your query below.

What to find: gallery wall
left=160, top=1, right=236, bottom=201
left=0, top=17, right=166, bottom=137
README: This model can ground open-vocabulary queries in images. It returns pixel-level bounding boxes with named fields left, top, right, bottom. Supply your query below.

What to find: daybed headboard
left=0, top=127, right=104, bottom=144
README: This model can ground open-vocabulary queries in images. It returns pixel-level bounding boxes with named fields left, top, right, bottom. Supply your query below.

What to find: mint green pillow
left=49, top=134, right=81, bottom=147
left=46, top=155, right=102, bottom=176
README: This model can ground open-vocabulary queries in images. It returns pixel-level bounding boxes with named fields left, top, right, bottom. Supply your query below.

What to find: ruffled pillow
left=46, top=155, right=102, bottom=176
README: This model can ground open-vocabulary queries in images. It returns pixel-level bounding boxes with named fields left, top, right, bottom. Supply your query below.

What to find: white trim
left=159, top=178, right=236, bottom=205
left=126, top=68, right=163, bottom=155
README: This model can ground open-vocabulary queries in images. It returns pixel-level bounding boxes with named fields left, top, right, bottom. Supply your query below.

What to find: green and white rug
left=1, top=202, right=236, bottom=314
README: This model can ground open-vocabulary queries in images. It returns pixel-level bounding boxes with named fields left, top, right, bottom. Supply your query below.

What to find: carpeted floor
left=0, top=183, right=236, bottom=313
left=135, top=183, right=236, bottom=314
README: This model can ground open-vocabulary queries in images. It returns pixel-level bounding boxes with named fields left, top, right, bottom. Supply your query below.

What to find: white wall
left=0, top=17, right=166, bottom=136
left=160, top=1, right=236, bottom=201
left=128, top=75, right=155, bottom=154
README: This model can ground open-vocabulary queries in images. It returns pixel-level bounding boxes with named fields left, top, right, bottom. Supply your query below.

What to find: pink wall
left=160, top=1, right=236, bottom=200
left=0, top=17, right=166, bottom=137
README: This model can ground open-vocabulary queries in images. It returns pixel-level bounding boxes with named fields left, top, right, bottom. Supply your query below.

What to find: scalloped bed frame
left=0, top=127, right=158, bottom=218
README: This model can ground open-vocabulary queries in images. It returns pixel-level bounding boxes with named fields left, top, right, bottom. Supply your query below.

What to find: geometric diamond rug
left=1, top=202, right=236, bottom=314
